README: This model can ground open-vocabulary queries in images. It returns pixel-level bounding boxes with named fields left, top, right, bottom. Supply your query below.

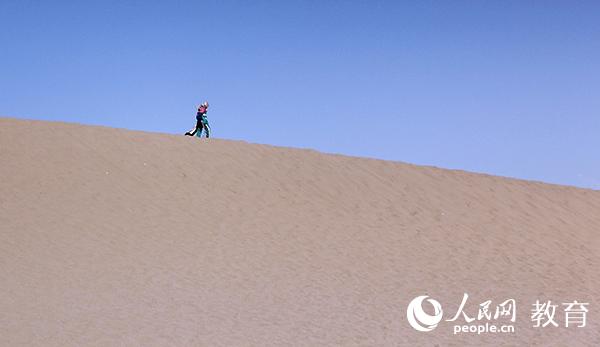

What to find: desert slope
left=1, top=117, right=599, bottom=346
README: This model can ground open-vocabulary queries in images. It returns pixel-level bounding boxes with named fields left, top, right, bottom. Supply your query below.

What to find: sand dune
left=1, top=117, right=599, bottom=346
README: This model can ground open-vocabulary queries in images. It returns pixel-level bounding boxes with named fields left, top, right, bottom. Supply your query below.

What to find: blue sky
left=1, top=1, right=599, bottom=189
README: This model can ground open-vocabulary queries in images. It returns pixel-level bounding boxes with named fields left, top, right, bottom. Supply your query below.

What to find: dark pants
left=186, top=119, right=210, bottom=138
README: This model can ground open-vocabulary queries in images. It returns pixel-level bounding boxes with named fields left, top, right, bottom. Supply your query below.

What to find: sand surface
left=1, top=118, right=599, bottom=346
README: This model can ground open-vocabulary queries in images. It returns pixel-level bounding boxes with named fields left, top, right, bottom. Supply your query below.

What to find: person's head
left=202, top=101, right=209, bottom=108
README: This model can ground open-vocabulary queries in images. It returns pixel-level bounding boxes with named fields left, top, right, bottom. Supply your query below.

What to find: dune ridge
left=1, top=118, right=599, bottom=346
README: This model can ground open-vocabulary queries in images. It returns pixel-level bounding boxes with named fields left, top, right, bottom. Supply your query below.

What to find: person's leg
left=186, top=119, right=202, bottom=136
left=201, top=117, right=211, bottom=138
left=203, top=123, right=211, bottom=138
left=185, top=127, right=197, bottom=136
